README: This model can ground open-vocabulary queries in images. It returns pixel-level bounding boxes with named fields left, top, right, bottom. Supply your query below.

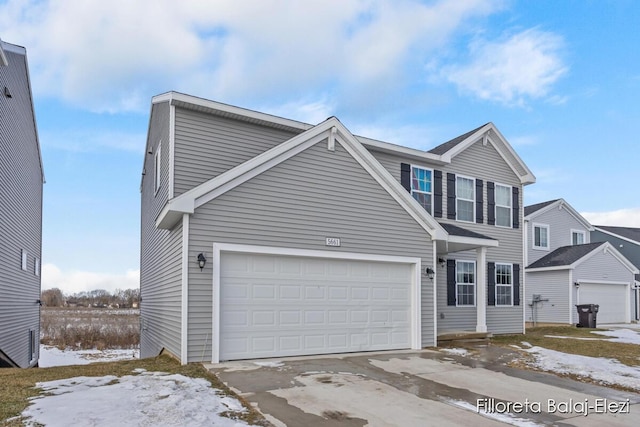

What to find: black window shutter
left=400, top=163, right=411, bottom=192
left=487, top=262, right=495, bottom=306
left=447, top=173, right=456, bottom=220
left=487, top=181, right=495, bottom=225
left=513, top=264, right=520, bottom=306
left=512, top=187, right=520, bottom=229
left=447, top=259, right=456, bottom=306
left=475, top=179, right=484, bottom=224
left=434, top=170, right=443, bottom=218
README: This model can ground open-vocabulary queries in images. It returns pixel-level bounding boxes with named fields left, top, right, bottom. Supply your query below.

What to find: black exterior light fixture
left=438, top=258, right=446, bottom=268
left=426, top=267, right=435, bottom=280
left=197, top=253, right=207, bottom=270
left=574, top=282, right=580, bottom=289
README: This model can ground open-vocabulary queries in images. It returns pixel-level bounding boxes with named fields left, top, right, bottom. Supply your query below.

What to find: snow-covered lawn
left=514, top=342, right=640, bottom=391
left=543, top=328, right=640, bottom=345
left=39, top=345, right=139, bottom=367
left=21, top=369, right=256, bottom=427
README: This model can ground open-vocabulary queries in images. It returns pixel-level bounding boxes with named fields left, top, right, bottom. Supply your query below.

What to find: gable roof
left=524, top=199, right=560, bottom=216
left=527, top=241, right=638, bottom=273
left=523, top=198, right=593, bottom=231
left=156, top=116, right=452, bottom=240
left=428, top=123, right=489, bottom=155
left=594, top=225, right=640, bottom=245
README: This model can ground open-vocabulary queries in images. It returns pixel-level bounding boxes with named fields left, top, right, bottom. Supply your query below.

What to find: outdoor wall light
left=574, top=282, right=580, bottom=288
left=197, top=253, right=207, bottom=270
left=426, top=267, right=435, bottom=280
left=438, top=258, right=446, bottom=268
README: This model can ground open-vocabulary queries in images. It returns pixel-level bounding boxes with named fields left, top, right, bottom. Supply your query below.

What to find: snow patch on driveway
left=591, top=329, right=640, bottom=344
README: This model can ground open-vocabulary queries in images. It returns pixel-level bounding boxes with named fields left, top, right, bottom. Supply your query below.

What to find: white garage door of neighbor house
left=219, top=252, right=413, bottom=361
left=579, top=283, right=628, bottom=324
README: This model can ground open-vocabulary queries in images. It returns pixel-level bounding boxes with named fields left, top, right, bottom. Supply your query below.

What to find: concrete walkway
left=207, top=345, right=640, bottom=426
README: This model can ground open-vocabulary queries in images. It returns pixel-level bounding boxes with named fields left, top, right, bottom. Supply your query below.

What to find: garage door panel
left=579, top=283, right=627, bottom=324
left=220, top=253, right=414, bottom=360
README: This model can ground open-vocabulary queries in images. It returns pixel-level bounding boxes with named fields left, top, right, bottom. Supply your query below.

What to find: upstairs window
left=411, top=166, right=433, bottom=215
left=495, top=184, right=512, bottom=227
left=533, top=224, right=549, bottom=250
left=572, top=230, right=586, bottom=245
left=154, top=145, right=161, bottom=194
left=456, top=176, right=475, bottom=222
left=495, top=263, right=513, bottom=306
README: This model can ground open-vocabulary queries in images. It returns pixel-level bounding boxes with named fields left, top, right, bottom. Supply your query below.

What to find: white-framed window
left=456, top=260, right=476, bottom=306
left=456, top=176, right=475, bottom=222
left=495, top=263, right=513, bottom=306
left=34, top=258, right=40, bottom=276
left=410, top=165, right=433, bottom=215
left=571, top=230, right=586, bottom=245
left=21, top=250, right=27, bottom=271
left=495, top=184, right=512, bottom=228
left=154, top=144, right=161, bottom=194
left=533, top=223, right=549, bottom=250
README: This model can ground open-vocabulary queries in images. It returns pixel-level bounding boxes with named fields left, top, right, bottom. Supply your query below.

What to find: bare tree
left=41, top=288, right=65, bottom=307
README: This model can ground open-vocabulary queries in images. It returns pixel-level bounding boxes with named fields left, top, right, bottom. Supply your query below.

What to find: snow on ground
left=440, top=348, right=470, bottom=356
left=22, top=369, right=257, bottom=427
left=515, top=343, right=640, bottom=391
left=446, top=399, right=544, bottom=427
left=253, top=361, right=284, bottom=368
left=590, top=328, right=640, bottom=344
left=39, top=345, right=139, bottom=367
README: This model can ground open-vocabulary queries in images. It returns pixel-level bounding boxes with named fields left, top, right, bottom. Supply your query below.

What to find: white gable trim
left=594, top=227, right=640, bottom=247
left=525, top=199, right=594, bottom=231
left=439, top=123, right=535, bottom=185
left=0, top=39, right=8, bottom=67
left=156, top=117, right=448, bottom=240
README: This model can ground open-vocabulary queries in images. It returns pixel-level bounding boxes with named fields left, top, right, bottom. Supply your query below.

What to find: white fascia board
left=447, top=235, right=500, bottom=248
left=180, top=214, right=189, bottom=365
left=526, top=265, right=572, bottom=273
left=156, top=197, right=194, bottom=229
left=525, top=199, right=593, bottom=231
left=524, top=199, right=563, bottom=221
left=594, top=227, right=640, bottom=247
left=333, top=122, right=447, bottom=241
left=486, top=124, right=536, bottom=185
left=357, top=135, right=448, bottom=165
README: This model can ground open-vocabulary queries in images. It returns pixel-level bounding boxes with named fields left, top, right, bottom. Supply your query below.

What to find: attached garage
left=578, top=282, right=630, bottom=324
left=213, top=244, right=422, bottom=362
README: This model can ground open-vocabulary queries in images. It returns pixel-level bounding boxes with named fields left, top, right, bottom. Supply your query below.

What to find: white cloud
left=42, top=263, right=139, bottom=295
left=0, top=0, right=501, bottom=113
left=582, top=208, right=640, bottom=227
left=444, top=28, right=567, bottom=105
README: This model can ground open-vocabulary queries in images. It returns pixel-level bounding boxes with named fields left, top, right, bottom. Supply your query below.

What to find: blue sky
left=1, top=0, right=638, bottom=294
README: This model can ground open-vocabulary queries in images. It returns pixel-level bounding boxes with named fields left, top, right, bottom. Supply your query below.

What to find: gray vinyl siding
left=526, top=206, right=590, bottom=265
left=187, top=140, right=435, bottom=362
left=371, top=140, right=524, bottom=334
left=525, top=270, right=571, bottom=324
left=173, top=108, right=300, bottom=196
left=591, top=230, right=640, bottom=273
left=140, top=101, right=183, bottom=359
left=573, top=249, right=635, bottom=324
left=0, top=46, right=43, bottom=368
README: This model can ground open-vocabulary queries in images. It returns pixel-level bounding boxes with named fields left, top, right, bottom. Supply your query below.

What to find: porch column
left=476, top=247, right=487, bottom=332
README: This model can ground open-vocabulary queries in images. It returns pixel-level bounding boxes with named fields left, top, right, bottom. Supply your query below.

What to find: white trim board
left=210, top=243, right=423, bottom=364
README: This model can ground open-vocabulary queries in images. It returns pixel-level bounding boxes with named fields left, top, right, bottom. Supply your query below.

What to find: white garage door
left=219, top=252, right=414, bottom=361
left=579, top=283, right=628, bottom=324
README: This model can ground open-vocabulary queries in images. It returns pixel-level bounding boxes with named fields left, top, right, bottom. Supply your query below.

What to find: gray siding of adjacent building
left=591, top=230, right=640, bottom=273
left=186, top=140, right=435, bottom=362
left=140, top=101, right=183, bottom=359
left=371, top=140, right=524, bottom=334
left=526, top=206, right=590, bottom=266
left=525, top=270, right=571, bottom=324
left=173, top=108, right=300, bottom=196
left=0, top=45, right=43, bottom=368
left=572, top=249, right=636, bottom=324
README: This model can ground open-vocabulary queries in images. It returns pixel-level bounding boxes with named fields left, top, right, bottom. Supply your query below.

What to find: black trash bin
left=576, top=304, right=599, bottom=328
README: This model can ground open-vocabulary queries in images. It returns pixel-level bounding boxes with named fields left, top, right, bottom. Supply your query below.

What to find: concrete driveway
left=207, top=346, right=640, bottom=426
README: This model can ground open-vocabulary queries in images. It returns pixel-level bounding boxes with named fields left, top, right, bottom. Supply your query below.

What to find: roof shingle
left=526, top=242, right=605, bottom=269
left=428, top=123, right=489, bottom=155
left=524, top=199, right=560, bottom=217
left=595, top=225, right=640, bottom=244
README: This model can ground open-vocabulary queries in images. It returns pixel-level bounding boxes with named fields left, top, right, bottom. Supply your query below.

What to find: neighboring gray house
left=0, top=40, right=44, bottom=368
left=524, top=199, right=638, bottom=325
left=591, top=225, right=640, bottom=320
left=140, top=92, right=535, bottom=364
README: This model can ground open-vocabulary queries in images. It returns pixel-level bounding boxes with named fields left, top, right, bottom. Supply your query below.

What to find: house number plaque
left=325, top=237, right=341, bottom=247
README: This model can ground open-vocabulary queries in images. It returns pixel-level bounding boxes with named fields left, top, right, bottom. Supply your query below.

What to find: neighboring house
left=591, top=225, right=640, bottom=320
left=0, top=39, right=44, bottom=368
left=140, top=92, right=535, bottom=364
left=524, top=199, right=638, bottom=325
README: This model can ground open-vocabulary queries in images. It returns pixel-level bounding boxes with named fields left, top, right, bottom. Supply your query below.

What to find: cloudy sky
left=1, top=0, right=638, bottom=294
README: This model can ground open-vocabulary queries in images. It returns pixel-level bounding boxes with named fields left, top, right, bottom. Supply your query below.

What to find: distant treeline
left=40, top=288, right=140, bottom=308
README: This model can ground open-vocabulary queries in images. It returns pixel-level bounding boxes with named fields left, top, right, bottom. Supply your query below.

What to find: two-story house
left=140, top=92, right=535, bottom=364
left=0, top=39, right=44, bottom=368
left=591, top=225, right=640, bottom=321
left=524, top=199, right=638, bottom=325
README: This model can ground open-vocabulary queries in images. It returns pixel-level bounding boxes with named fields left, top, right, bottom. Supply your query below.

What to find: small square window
left=533, top=224, right=549, bottom=250
left=571, top=230, right=585, bottom=245
left=21, top=250, right=27, bottom=271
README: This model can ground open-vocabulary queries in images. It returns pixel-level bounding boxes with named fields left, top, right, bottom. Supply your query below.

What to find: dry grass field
left=40, top=307, right=139, bottom=350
